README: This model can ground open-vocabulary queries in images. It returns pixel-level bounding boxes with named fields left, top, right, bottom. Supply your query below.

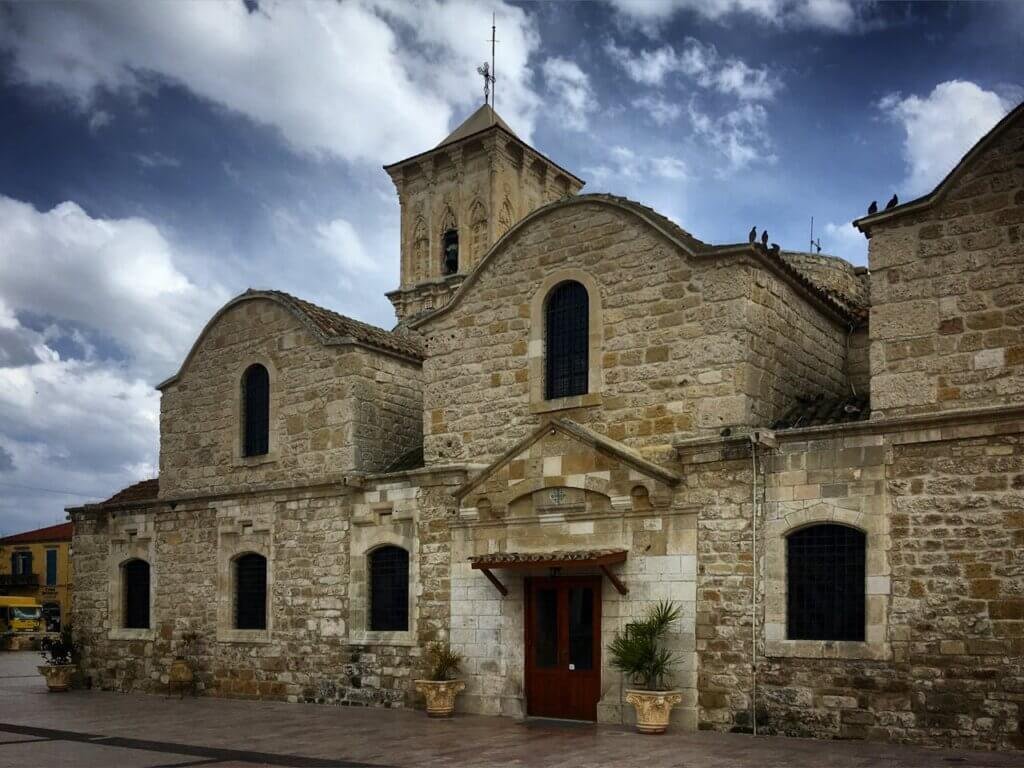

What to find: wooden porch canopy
left=469, top=549, right=628, bottom=596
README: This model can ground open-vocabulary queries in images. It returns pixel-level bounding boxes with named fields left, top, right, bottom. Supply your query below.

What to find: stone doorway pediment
left=454, top=418, right=680, bottom=522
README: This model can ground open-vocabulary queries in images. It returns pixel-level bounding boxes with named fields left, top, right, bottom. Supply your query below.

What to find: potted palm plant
left=609, top=600, right=683, bottom=734
left=38, top=623, right=79, bottom=692
left=414, top=642, right=465, bottom=717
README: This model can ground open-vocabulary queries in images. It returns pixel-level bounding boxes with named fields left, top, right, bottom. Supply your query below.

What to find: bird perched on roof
left=886, top=193, right=898, bottom=209
left=770, top=243, right=780, bottom=255
left=748, top=226, right=757, bottom=243
left=867, top=200, right=878, bottom=215
left=761, top=230, right=769, bottom=248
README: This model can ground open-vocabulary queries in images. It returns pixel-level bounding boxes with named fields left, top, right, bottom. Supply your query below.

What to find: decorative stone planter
left=38, top=664, right=77, bottom=692
left=624, top=689, right=683, bottom=734
left=414, top=679, right=465, bottom=717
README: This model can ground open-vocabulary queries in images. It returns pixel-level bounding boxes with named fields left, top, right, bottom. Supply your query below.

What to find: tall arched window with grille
left=545, top=281, right=589, bottom=400
left=242, top=364, right=270, bottom=457
left=234, top=553, right=267, bottom=630
left=122, top=559, right=150, bottom=629
left=368, top=546, right=409, bottom=632
left=787, top=524, right=865, bottom=641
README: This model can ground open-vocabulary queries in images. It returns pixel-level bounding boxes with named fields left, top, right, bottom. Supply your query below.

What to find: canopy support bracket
left=479, top=567, right=508, bottom=596
left=600, top=565, right=628, bottom=596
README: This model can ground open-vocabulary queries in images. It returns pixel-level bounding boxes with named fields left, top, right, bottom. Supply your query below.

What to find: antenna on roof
left=809, top=216, right=822, bottom=254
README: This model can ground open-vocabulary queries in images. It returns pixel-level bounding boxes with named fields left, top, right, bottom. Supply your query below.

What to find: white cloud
left=878, top=80, right=1011, bottom=196
left=316, top=218, right=378, bottom=276
left=0, top=195, right=229, bottom=532
left=0, top=196, right=226, bottom=380
left=606, top=39, right=780, bottom=101
left=542, top=57, right=598, bottom=132
left=632, top=95, right=683, bottom=126
left=0, top=0, right=542, bottom=164
left=606, top=0, right=869, bottom=34
left=823, top=221, right=867, bottom=266
left=689, top=101, right=776, bottom=172
left=585, top=145, right=687, bottom=182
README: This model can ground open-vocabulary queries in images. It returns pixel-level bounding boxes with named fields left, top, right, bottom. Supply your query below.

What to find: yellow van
left=0, top=596, right=43, bottom=633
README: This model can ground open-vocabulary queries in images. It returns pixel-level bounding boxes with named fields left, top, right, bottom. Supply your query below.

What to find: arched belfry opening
left=442, top=228, right=459, bottom=275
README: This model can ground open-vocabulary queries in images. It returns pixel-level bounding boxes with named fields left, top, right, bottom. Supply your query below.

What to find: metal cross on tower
left=476, top=13, right=499, bottom=107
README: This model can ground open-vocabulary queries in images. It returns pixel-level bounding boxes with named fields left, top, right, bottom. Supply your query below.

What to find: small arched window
left=441, top=229, right=459, bottom=275
left=545, top=281, right=589, bottom=400
left=234, top=553, right=267, bottom=630
left=369, top=546, right=409, bottom=632
left=787, top=524, right=865, bottom=641
left=123, top=559, right=151, bottom=629
left=242, top=364, right=270, bottom=457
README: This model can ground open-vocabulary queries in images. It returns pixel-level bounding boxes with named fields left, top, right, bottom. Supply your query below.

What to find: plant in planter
left=38, top=623, right=79, bottom=692
left=609, top=600, right=683, bottom=734
left=414, top=642, right=465, bottom=718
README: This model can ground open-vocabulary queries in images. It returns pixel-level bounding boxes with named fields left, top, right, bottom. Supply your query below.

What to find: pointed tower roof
left=436, top=104, right=518, bottom=148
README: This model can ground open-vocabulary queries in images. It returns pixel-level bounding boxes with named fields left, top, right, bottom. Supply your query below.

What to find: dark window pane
left=568, top=586, right=594, bottom=671
left=545, top=281, right=589, bottom=400
left=787, top=524, right=865, bottom=641
left=534, top=588, right=559, bottom=668
left=235, top=553, right=267, bottom=630
left=369, top=546, right=408, bottom=631
left=243, top=364, right=270, bottom=457
left=442, top=229, right=459, bottom=275
left=123, top=559, right=150, bottom=629
left=46, top=550, right=57, bottom=586
left=12, top=551, right=32, bottom=575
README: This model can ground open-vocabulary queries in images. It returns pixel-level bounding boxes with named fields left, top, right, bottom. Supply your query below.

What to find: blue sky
left=0, top=0, right=1021, bottom=532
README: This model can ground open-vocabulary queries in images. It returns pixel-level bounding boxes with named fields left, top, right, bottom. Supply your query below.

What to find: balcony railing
left=0, top=573, right=39, bottom=587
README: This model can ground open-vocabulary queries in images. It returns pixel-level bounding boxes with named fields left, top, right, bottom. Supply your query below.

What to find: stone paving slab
left=1, top=653, right=1021, bottom=768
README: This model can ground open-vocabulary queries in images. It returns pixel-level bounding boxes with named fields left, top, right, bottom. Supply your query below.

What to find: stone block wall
left=688, top=412, right=1024, bottom=751
left=159, top=297, right=422, bottom=497
left=71, top=469, right=463, bottom=710
left=868, top=113, right=1024, bottom=417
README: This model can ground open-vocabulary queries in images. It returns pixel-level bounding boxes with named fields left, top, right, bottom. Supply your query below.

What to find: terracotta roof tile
left=102, top=478, right=159, bottom=506
left=469, top=549, right=627, bottom=567
left=772, top=395, right=870, bottom=430
left=1, top=521, right=73, bottom=544
left=384, top=446, right=425, bottom=473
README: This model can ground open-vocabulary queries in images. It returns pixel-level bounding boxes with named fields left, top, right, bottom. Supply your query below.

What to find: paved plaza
left=0, top=653, right=1020, bottom=768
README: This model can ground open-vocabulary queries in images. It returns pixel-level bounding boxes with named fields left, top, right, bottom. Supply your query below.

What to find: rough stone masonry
left=70, top=101, right=1024, bottom=751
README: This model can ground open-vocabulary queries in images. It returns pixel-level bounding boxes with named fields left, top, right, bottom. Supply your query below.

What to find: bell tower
left=384, top=104, right=584, bottom=322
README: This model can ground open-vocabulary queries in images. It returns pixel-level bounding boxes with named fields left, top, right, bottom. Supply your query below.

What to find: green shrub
left=40, top=623, right=79, bottom=667
left=424, top=642, right=462, bottom=681
left=608, top=601, right=681, bottom=691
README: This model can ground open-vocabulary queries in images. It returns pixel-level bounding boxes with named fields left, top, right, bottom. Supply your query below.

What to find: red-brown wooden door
left=524, top=576, right=602, bottom=721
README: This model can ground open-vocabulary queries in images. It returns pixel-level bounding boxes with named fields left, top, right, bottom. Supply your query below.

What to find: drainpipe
left=749, top=429, right=776, bottom=737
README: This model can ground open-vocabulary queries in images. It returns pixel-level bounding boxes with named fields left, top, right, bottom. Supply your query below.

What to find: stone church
left=70, top=100, right=1024, bottom=750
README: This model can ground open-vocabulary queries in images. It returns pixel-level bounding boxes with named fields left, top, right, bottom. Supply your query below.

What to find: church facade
left=70, top=102, right=1024, bottom=751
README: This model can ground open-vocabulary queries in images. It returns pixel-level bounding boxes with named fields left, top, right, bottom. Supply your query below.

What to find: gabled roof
left=455, top=417, right=681, bottom=501
left=1, top=521, right=73, bottom=545
left=854, top=99, right=1024, bottom=235
left=437, top=104, right=518, bottom=149
left=158, top=290, right=423, bottom=390
left=410, top=194, right=863, bottom=330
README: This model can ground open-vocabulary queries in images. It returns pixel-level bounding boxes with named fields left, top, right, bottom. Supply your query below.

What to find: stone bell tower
left=384, top=104, right=584, bottom=322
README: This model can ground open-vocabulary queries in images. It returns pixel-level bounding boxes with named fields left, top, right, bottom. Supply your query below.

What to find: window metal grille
left=235, top=553, right=267, bottom=630
left=545, top=281, right=589, bottom=400
left=787, top=524, right=865, bottom=641
left=243, top=364, right=270, bottom=457
left=369, top=546, right=409, bottom=632
left=123, top=559, right=150, bottom=629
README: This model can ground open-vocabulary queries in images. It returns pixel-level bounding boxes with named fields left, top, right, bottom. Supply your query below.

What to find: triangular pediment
left=455, top=419, right=680, bottom=520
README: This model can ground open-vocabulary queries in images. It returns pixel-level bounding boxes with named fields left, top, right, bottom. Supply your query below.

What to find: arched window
left=441, top=229, right=459, bottom=275
left=123, top=559, right=150, bottom=629
left=369, top=546, right=409, bottom=632
left=787, top=524, right=865, bottom=641
left=234, top=553, right=267, bottom=630
left=242, top=364, right=270, bottom=457
left=545, top=281, right=589, bottom=400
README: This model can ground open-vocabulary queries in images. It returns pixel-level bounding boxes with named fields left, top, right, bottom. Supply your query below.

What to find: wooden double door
left=524, top=576, right=602, bottom=721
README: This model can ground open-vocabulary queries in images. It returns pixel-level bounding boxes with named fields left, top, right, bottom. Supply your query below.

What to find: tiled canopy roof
left=101, top=478, right=159, bottom=506
left=469, top=549, right=627, bottom=568
left=772, top=395, right=870, bottom=430
left=1, top=521, right=73, bottom=545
